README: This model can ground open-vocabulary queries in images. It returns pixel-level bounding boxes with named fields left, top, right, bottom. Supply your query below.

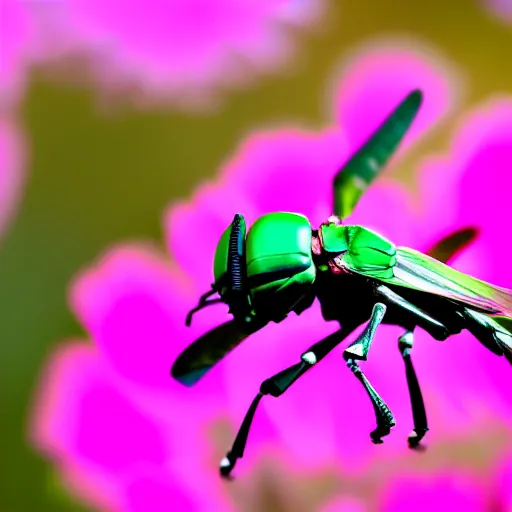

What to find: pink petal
left=414, top=155, right=466, bottom=248
left=222, top=127, right=348, bottom=226
left=121, top=465, right=235, bottom=512
left=418, top=98, right=512, bottom=265
left=30, top=342, right=168, bottom=508
left=494, top=453, right=512, bottom=511
left=481, top=0, right=512, bottom=22
left=319, top=496, right=367, bottom=512
left=165, top=182, right=256, bottom=288
left=380, top=471, right=487, bottom=512
left=30, top=0, right=323, bottom=105
left=0, top=119, right=26, bottom=238
left=453, top=100, right=512, bottom=282
left=0, top=0, right=33, bottom=107
left=31, top=342, right=228, bottom=510
left=123, top=472, right=198, bottom=512
left=331, top=41, right=459, bottom=154
left=69, top=244, right=227, bottom=408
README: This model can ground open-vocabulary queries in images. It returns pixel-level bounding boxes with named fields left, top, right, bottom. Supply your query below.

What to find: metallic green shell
left=246, top=212, right=315, bottom=293
left=244, top=213, right=316, bottom=321
left=321, top=224, right=397, bottom=279
left=246, top=213, right=311, bottom=276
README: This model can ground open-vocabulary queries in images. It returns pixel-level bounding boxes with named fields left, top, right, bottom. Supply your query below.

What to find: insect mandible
left=171, top=90, right=512, bottom=477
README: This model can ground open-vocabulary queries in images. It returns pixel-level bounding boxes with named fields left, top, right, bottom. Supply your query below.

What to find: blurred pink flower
left=31, top=247, right=235, bottom=511
left=319, top=461, right=512, bottom=512
left=30, top=0, right=324, bottom=108
left=31, top=42, right=512, bottom=510
left=379, top=471, right=488, bottom=512
left=0, top=0, right=35, bottom=109
left=480, top=0, right=512, bottom=22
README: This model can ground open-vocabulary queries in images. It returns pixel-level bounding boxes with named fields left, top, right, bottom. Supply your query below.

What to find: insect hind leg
left=398, top=330, right=429, bottom=448
left=220, top=326, right=356, bottom=477
left=343, top=303, right=396, bottom=444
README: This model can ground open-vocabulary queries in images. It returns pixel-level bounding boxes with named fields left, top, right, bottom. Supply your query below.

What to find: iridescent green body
left=212, top=213, right=512, bottom=327
left=320, top=223, right=397, bottom=279
left=171, top=89, right=512, bottom=477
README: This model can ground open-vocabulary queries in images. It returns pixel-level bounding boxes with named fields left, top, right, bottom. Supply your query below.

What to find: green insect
left=172, top=90, right=512, bottom=477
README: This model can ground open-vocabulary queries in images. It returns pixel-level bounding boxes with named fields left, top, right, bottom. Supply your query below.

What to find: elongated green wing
left=171, top=320, right=250, bottom=386
left=426, top=227, right=478, bottom=263
left=379, top=247, right=512, bottom=317
left=333, top=90, right=423, bottom=219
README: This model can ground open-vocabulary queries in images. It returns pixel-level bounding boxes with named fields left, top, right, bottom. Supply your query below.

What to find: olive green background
left=2, top=0, right=511, bottom=510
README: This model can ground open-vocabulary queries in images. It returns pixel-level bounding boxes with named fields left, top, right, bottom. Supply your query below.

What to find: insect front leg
left=343, top=303, right=396, bottom=444
left=220, top=326, right=357, bottom=478
left=398, top=330, right=429, bottom=448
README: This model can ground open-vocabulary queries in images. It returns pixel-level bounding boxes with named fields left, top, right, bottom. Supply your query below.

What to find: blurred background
left=2, top=0, right=512, bottom=510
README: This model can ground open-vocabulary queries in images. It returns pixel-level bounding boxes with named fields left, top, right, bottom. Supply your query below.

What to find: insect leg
left=374, top=284, right=450, bottom=341
left=185, top=288, right=220, bottom=326
left=220, top=325, right=357, bottom=477
left=343, top=303, right=396, bottom=444
left=398, top=330, right=429, bottom=448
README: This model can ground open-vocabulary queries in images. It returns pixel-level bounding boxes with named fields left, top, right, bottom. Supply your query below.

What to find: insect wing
left=171, top=320, right=250, bottom=386
left=333, top=90, right=423, bottom=219
left=426, top=227, right=478, bottom=264
left=390, top=247, right=512, bottom=317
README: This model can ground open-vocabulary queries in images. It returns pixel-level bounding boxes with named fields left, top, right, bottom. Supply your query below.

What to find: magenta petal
left=32, top=0, right=321, bottom=105
left=0, top=0, right=34, bottom=107
left=121, top=464, right=235, bottom=512
left=453, top=101, right=512, bottom=281
left=30, top=343, right=169, bottom=505
left=332, top=42, right=458, bottom=153
left=124, top=472, right=197, bottom=512
left=69, top=245, right=191, bottom=388
left=481, top=0, right=512, bottom=22
left=418, top=99, right=512, bottom=285
left=165, top=182, right=256, bottom=288
left=222, top=127, right=348, bottom=226
left=31, top=343, right=167, bottom=470
left=69, top=244, right=228, bottom=416
left=380, top=471, right=486, bottom=512
left=319, top=496, right=367, bottom=512
left=494, top=453, right=512, bottom=511
left=414, top=155, right=465, bottom=249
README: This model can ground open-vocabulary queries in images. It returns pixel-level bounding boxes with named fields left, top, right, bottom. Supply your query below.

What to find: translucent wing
left=426, top=227, right=478, bottom=263
left=333, top=90, right=423, bottom=218
left=171, top=320, right=250, bottom=386
left=387, top=247, right=512, bottom=317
